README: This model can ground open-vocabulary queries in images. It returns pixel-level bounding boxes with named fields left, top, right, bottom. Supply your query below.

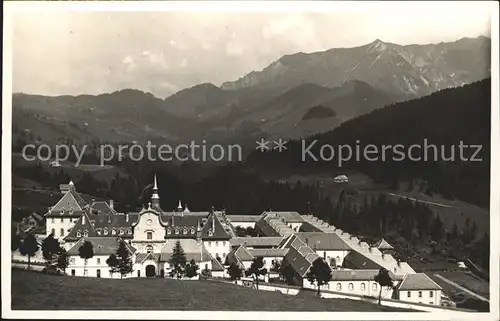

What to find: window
left=147, top=232, right=153, bottom=240
left=216, top=241, right=219, bottom=246
left=70, top=208, right=74, bottom=214
left=205, top=264, right=208, bottom=270
left=69, top=218, right=73, bottom=222
left=137, top=270, right=141, bottom=277
left=336, top=256, right=340, bottom=265
left=70, top=258, right=75, bottom=265
left=119, top=229, right=124, bottom=235
left=222, top=253, right=226, bottom=258
left=167, top=228, right=171, bottom=235
left=71, top=269, right=76, bottom=276
left=191, top=228, right=195, bottom=234
left=208, top=241, right=211, bottom=246
left=51, top=228, right=55, bottom=235
left=430, top=291, right=434, bottom=298
left=146, top=245, right=153, bottom=253
left=104, top=229, right=108, bottom=235
left=372, top=283, right=377, bottom=291
left=111, top=229, right=116, bottom=236
left=429, top=301, right=434, bottom=305
left=348, top=283, right=354, bottom=291
left=183, top=228, right=187, bottom=235
left=407, top=291, right=411, bottom=298
left=336, top=283, right=342, bottom=291
left=418, top=291, right=422, bottom=298
left=323, top=251, right=326, bottom=259
left=175, top=228, right=179, bottom=235
left=60, top=228, right=64, bottom=236
left=97, top=269, right=101, bottom=278
left=97, top=258, right=101, bottom=264
left=84, top=230, right=88, bottom=237
left=60, top=217, right=64, bottom=222
left=61, top=209, right=65, bottom=215
left=128, top=228, right=132, bottom=235
left=52, top=218, right=55, bottom=223
left=208, top=229, right=213, bottom=236
left=76, top=230, right=81, bottom=237
left=360, top=283, right=366, bottom=291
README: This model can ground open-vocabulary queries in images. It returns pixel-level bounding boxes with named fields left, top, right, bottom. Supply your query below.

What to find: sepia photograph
left=2, top=1, right=499, bottom=320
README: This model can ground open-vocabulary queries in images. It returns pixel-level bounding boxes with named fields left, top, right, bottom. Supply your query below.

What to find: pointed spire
left=153, top=174, right=158, bottom=190
left=177, top=200, right=182, bottom=210
left=151, top=173, right=160, bottom=209
left=184, top=204, right=190, bottom=213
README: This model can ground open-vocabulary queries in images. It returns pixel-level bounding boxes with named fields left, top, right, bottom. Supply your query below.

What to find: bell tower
left=151, top=174, right=160, bottom=208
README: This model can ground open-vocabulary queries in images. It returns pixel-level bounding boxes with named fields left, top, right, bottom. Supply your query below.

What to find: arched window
left=84, top=229, right=88, bottom=237
left=146, top=245, right=153, bottom=253
left=336, top=283, right=342, bottom=291
left=76, top=230, right=81, bottom=237
left=111, top=228, right=116, bottom=236
left=215, top=241, right=219, bottom=246
left=119, top=229, right=124, bottom=235
left=183, top=228, right=187, bottom=235
left=128, top=228, right=132, bottom=235
left=208, top=229, right=213, bottom=236
left=147, top=231, right=153, bottom=240
left=103, top=228, right=108, bottom=235
left=175, top=228, right=179, bottom=235
left=191, top=228, right=195, bottom=234
left=60, top=209, right=65, bottom=215
left=360, top=283, right=366, bottom=291
left=348, top=283, right=354, bottom=291
left=167, top=228, right=171, bottom=235
left=372, top=283, right=378, bottom=291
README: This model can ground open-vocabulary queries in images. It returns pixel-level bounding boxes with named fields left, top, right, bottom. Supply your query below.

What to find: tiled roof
left=64, top=211, right=97, bottom=241
left=298, top=222, right=323, bottom=232
left=230, top=237, right=283, bottom=247
left=247, top=248, right=289, bottom=257
left=374, top=238, right=395, bottom=250
left=67, top=237, right=136, bottom=256
left=234, top=245, right=255, bottom=261
left=200, top=213, right=231, bottom=240
left=396, top=273, right=442, bottom=290
left=46, top=190, right=88, bottom=217
left=294, top=232, right=352, bottom=251
left=91, top=213, right=139, bottom=238
left=135, top=252, right=160, bottom=263
left=89, top=201, right=117, bottom=216
left=211, top=257, right=225, bottom=271
left=331, top=269, right=397, bottom=281
left=160, top=238, right=212, bottom=262
left=161, top=215, right=201, bottom=238
left=282, top=235, right=320, bottom=277
left=255, top=218, right=281, bottom=237
left=264, top=211, right=305, bottom=223
left=342, top=251, right=383, bottom=270
left=227, top=215, right=262, bottom=222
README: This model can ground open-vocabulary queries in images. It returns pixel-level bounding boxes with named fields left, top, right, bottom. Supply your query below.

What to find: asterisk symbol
left=274, top=139, right=287, bottom=152
left=255, top=138, right=270, bottom=152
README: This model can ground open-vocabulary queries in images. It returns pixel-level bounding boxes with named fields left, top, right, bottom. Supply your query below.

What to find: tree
left=227, top=263, right=243, bottom=281
left=57, top=247, right=70, bottom=274
left=106, top=253, right=120, bottom=276
left=42, top=233, right=60, bottom=268
left=270, top=260, right=281, bottom=273
left=78, top=240, right=94, bottom=276
left=19, top=234, right=39, bottom=270
left=306, top=258, right=332, bottom=296
left=374, top=267, right=394, bottom=305
left=168, top=240, right=187, bottom=278
left=245, top=256, right=268, bottom=289
left=201, top=266, right=212, bottom=279
left=279, top=260, right=296, bottom=285
left=185, top=259, right=199, bottom=278
left=116, top=240, right=133, bottom=279
left=11, top=227, right=21, bottom=259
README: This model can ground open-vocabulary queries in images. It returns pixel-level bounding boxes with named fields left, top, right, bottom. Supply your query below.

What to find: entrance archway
left=146, top=265, right=156, bottom=277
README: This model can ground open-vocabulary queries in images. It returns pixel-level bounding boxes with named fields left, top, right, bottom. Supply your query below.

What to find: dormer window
left=103, top=228, right=108, bottom=236
left=84, top=229, right=88, bottom=237
left=96, top=229, right=102, bottom=236
left=76, top=230, right=81, bottom=237
left=69, top=208, right=74, bottom=214
left=167, top=228, right=171, bottom=235
left=175, top=228, right=179, bottom=235
left=112, top=228, right=116, bottom=236
left=128, top=228, right=132, bottom=235
left=60, top=209, right=65, bottom=215
left=191, top=228, right=195, bottom=234
left=183, top=228, right=187, bottom=235
left=208, top=229, right=213, bottom=236
left=120, top=229, right=124, bottom=235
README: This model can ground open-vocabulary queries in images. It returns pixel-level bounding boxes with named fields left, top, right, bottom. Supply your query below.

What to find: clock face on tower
left=147, top=219, right=152, bottom=226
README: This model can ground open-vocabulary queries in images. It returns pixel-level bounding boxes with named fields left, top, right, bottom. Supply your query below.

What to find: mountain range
left=12, top=36, right=490, bottom=146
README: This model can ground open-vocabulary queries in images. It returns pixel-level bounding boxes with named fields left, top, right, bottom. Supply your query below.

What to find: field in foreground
left=12, top=270, right=405, bottom=311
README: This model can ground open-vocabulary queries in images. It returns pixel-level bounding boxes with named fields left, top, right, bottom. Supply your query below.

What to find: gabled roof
left=294, top=232, right=352, bottom=251
left=200, top=213, right=231, bottom=240
left=342, top=251, right=382, bottom=270
left=227, top=215, right=262, bottom=222
left=46, top=190, right=88, bottom=217
left=298, top=222, right=323, bottom=232
left=247, top=248, right=289, bottom=257
left=64, top=211, right=97, bottom=241
left=230, top=237, right=284, bottom=248
left=234, top=245, right=254, bottom=261
left=255, top=218, right=281, bottom=237
left=211, top=257, right=225, bottom=271
left=67, top=237, right=136, bottom=256
left=264, top=211, right=305, bottom=223
left=374, top=238, right=395, bottom=250
left=135, top=252, right=160, bottom=263
left=396, top=273, right=442, bottom=291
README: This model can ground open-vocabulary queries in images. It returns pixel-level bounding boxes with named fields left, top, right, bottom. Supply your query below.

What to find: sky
left=11, top=2, right=493, bottom=99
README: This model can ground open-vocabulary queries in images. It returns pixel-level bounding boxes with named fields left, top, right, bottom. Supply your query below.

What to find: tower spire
left=151, top=174, right=160, bottom=209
